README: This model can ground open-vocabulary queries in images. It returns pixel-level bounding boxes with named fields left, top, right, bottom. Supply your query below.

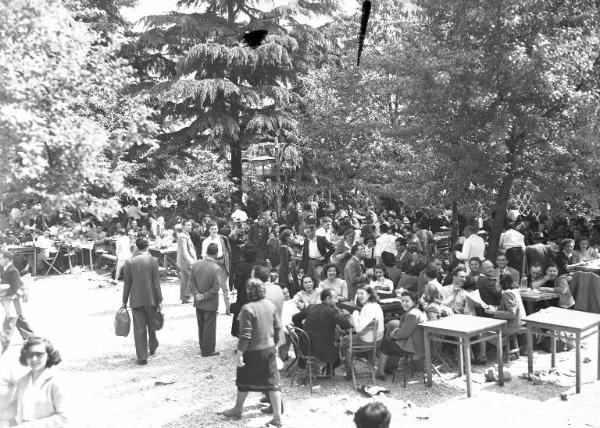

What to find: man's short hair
left=354, top=401, right=391, bottom=428
left=252, top=265, right=270, bottom=282
left=395, top=237, right=407, bottom=246
left=136, top=237, right=149, bottom=250
left=452, top=266, right=467, bottom=277
left=379, top=223, right=389, bottom=234
left=380, top=251, right=395, bottom=267
left=207, top=221, right=218, bottom=229
left=321, top=216, right=332, bottom=224
left=206, top=243, right=219, bottom=256
left=320, top=288, right=334, bottom=301
left=468, top=257, right=481, bottom=265
left=424, top=265, right=439, bottom=280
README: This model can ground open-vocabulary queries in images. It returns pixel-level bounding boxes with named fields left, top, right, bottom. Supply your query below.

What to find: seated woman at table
left=476, top=275, right=526, bottom=362
left=319, top=263, right=349, bottom=301
left=537, top=274, right=575, bottom=309
left=526, top=262, right=545, bottom=288
left=369, top=264, right=394, bottom=297
left=531, top=262, right=559, bottom=289
left=555, top=239, right=582, bottom=275
left=421, top=281, right=453, bottom=320
left=339, top=285, right=384, bottom=379
left=292, top=275, right=322, bottom=311
left=375, top=291, right=427, bottom=381
left=574, top=237, right=598, bottom=262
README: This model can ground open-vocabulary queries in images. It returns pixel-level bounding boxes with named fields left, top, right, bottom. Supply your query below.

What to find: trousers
left=131, top=306, right=158, bottom=361
left=179, top=266, right=191, bottom=301
left=196, top=308, right=217, bottom=355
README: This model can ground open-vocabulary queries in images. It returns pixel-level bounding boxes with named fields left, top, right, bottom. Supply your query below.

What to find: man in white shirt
left=374, top=224, right=397, bottom=263
left=441, top=266, right=475, bottom=315
left=499, top=222, right=526, bottom=274
left=115, top=229, right=132, bottom=281
left=455, top=226, right=485, bottom=272
left=230, top=203, right=248, bottom=223
left=315, top=217, right=333, bottom=242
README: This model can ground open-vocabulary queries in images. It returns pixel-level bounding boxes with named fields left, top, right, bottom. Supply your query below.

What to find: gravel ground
left=3, top=271, right=600, bottom=428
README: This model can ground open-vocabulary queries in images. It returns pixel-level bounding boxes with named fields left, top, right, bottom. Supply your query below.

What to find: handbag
left=150, top=307, right=164, bottom=331
left=114, top=307, right=131, bottom=337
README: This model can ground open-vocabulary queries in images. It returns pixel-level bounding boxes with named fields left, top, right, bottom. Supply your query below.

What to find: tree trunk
left=487, top=174, right=515, bottom=261
left=230, top=140, right=243, bottom=206
left=450, top=199, right=458, bottom=252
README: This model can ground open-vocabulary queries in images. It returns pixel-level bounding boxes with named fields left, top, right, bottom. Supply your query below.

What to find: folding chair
left=345, top=319, right=378, bottom=390
left=43, top=245, right=62, bottom=275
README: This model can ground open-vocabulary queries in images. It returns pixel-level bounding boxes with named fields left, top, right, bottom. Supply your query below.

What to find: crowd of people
left=1, top=194, right=600, bottom=427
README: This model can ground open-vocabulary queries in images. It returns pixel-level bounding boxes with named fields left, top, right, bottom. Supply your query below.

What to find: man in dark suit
left=292, top=288, right=351, bottom=373
left=344, top=243, right=365, bottom=300
left=122, top=238, right=163, bottom=365
left=302, top=224, right=335, bottom=280
left=0, top=251, right=34, bottom=341
left=190, top=243, right=223, bottom=357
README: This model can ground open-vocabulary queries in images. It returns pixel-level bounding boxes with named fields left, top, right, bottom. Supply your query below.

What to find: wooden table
left=337, top=299, right=404, bottom=322
left=7, top=246, right=36, bottom=277
left=149, top=247, right=178, bottom=272
left=523, top=306, right=600, bottom=393
left=422, top=314, right=507, bottom=397
left=519, top=288, right=559, bottom=313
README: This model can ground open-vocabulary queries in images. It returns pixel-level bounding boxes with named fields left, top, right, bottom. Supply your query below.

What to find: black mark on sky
left=243, top=29, right=269, bottom=48
left=357, top=0, right=371, bottom=66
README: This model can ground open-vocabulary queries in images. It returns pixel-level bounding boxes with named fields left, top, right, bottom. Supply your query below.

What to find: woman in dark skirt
left=220, top=278, right=283, bottom=426
left=230, top=243, right=258, bottom=337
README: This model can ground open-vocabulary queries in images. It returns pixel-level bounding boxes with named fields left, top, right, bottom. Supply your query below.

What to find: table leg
left=496, top=330, right=504, bottom=387
left=527, top=328, right=534, bottom=374
left=89, top=249, right=93, bottom=271
left=575, top=331, right=581, bottom=394
left=458, top=337, right=464, bottom=377
left=33, top=249, right=36, bottom=277
left=463, top=336, right=472, bottom=397
left=597, top=325, right=600, bottom=381
left=424, top=330, right=432, bottom=387
left=164, top=255, right=168, bottom=269
left=551, top=331, right=556, bottom=369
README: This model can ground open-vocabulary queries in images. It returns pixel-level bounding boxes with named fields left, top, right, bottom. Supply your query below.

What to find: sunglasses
left=26, top=351, right=47, bottom=359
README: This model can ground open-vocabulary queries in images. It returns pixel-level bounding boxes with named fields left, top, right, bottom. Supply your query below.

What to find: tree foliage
left=126, top=0, right=340, bottom=205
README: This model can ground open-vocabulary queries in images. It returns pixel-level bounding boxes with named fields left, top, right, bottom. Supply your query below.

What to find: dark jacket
left=301, top=236, right=335, bottom=272
left=247, top=224, right=269, bottom=259
left=278, top=244, right=299, bottom=296
left=189, top=258, right=223, bottom=311
left=387, top=307, right=427, bottom=358
left=292, top=303, right=351, bottom=363
left=344, top=256, right=363, bottom=300
left=122, top=254, right=162, bottom=308
left=1, top=264, right=22, bottom=297
left=477, top=275, right=502, bottom=307
left=231, top=260, right=255, bottom=337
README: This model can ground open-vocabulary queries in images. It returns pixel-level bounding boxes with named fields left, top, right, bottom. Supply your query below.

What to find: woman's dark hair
left=463, top=276, right=478, bottom=291
left=350, top=243, right=363, bottom=255
left=322, top=262, right=339, bottom=278
left=424, top=265, right=439, bottom=280
left=279, top=228, right=293, bottom=244
left=320, top=288, right=334, bottom=301
left=358, top=284, right=379, bottom=303
left=373, top=264, right=388, bottom=278
left=19, top=336, right=61, bottom=368
left=246, top=278, right=266, bottom=302
left=242, top=243, right=258, bottom=262
left=136, top=237, right=149, bottom=250
left=452, top=266, right=466, bottom=277
left=500, top=274, right=514, bottom=291
left=354, top=401, right=391, bottom=428
left=400, top=290, right=419, bottom=308
left=545, top=261, right=559, bottom=272
left=301, top=275, right=317, bottom=290
left=576, top=237, right=589, bottom=251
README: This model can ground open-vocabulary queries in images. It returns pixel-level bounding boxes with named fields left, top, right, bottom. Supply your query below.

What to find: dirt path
left=3, top=272, right=600, bottom=428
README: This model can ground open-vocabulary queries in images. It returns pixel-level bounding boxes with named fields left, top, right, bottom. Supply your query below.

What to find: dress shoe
left=202, top=351, right=220, bottom=357
left=137, top=359, right=148, bottom=365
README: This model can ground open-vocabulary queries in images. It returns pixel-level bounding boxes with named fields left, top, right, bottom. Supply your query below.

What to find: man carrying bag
left=122, top=237, right=163, bottom=365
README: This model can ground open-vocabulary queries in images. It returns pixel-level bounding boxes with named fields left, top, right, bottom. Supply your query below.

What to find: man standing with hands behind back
left=190, top=243, right=223, bottom=357
left=122, top=237, right=162, bottom=365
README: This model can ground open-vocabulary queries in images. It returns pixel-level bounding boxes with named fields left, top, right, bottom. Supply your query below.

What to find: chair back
left=350, top=319, right=378, bottom=352
left=287, top=325, right=312, bottom=360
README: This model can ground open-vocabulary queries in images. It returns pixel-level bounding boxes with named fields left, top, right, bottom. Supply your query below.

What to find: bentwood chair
left=287, top=326, right=331, bottom=392
left=346, top=319, right=378, bottom=390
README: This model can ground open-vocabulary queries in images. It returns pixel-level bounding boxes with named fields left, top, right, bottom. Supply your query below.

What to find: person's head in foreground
left=354, top=401, right=391, bottom=428
left=19, top=336, right=62, bottom=372
left=320, top=288, right=338, bottom=306
left=245, top=278, right=266, bottom=302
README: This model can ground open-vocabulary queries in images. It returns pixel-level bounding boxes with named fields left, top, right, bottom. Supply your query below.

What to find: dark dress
left=278, top=244, right=299, bottom=296
left=555, top=251, right=574, bottom=276
left=231, top=260, right=255, bottom=337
